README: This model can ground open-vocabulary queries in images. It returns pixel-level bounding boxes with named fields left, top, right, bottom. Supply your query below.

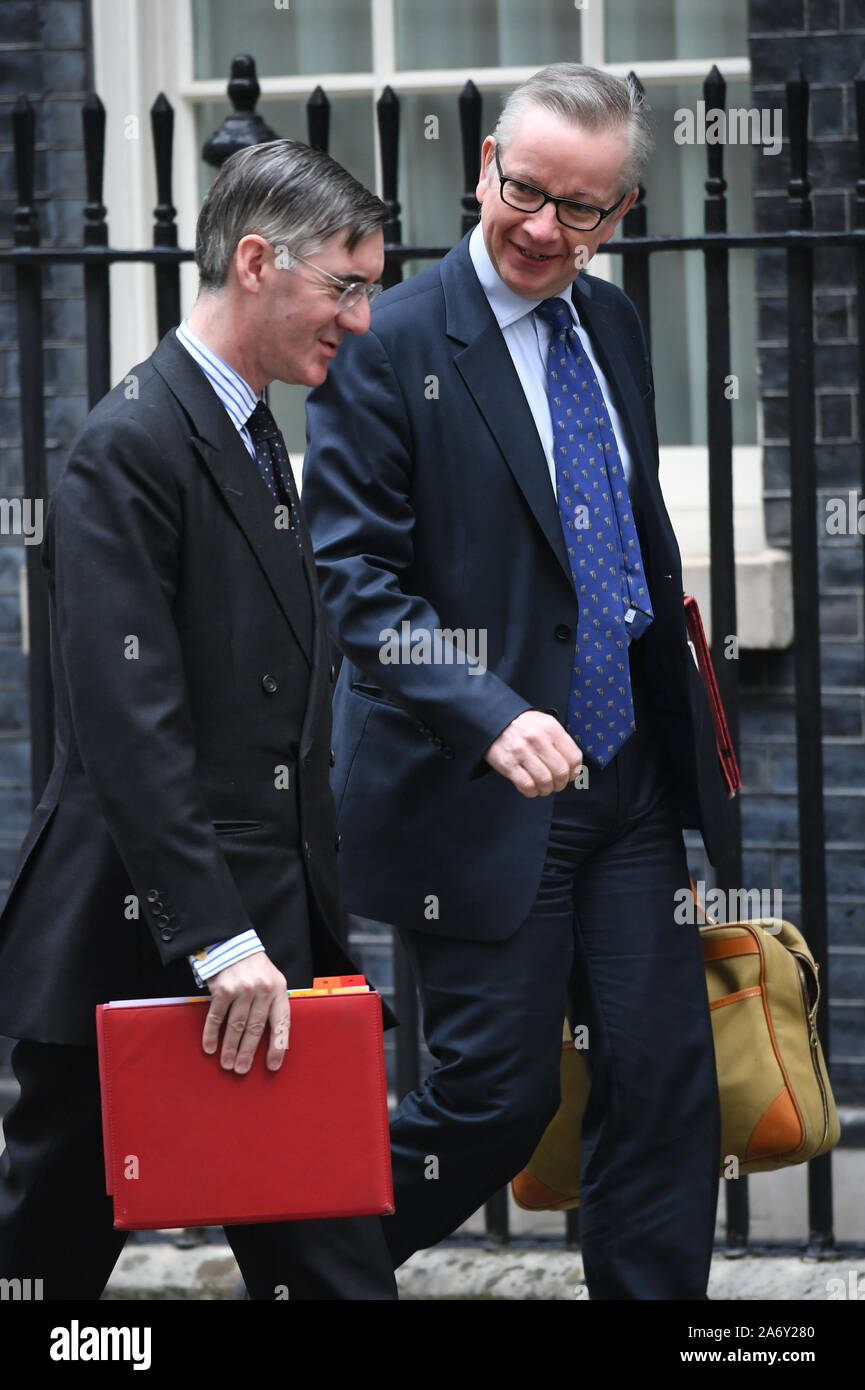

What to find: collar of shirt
left=175, top=319, right=261, bottom=456
left=468, top=222, right=577, bottom=332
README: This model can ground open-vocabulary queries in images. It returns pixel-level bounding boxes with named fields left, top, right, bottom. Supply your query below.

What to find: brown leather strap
left=702, top=935, right=761, bottom=961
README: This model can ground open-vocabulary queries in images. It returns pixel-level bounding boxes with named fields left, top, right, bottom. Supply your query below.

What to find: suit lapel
left=571, top=277, right=679, bottom=570
left=440, top=240, right=677, bottom=590
left=441, top=242, right=573, bottom=588
left=151, top=332, right=313, bottom=664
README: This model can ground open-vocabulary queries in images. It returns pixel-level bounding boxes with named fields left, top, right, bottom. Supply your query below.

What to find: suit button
left=443, top=748, right=455, bottom=760
left=329, top=748, right=335, bottom=767
left=335, top=834, right=342, bottom=852
left=146, top=889, right=160, bottom=903
left=433, top=736, right=443, bottom=748
left=160, top=929, right=172, bottom=942
left=329, top=664, right=336, bottom=684
left=554, top=624, right=572, bottom=642
left=261, top=674, right=278, bottom=694
left=303, top=840, right=311, bottom=859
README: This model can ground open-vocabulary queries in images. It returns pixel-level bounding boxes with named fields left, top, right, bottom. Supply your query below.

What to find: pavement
left=102, top=1239, right=865, bottom=1300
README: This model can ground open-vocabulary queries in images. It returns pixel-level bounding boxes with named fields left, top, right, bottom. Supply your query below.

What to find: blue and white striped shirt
left=176, top=319, right=266, bottom=985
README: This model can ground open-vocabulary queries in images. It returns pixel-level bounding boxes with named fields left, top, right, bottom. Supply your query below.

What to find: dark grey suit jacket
left=0, top=330, right=373, bottom=1046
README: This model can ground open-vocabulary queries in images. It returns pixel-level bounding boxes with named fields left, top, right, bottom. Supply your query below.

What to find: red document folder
left=683, top=594, right=742, bottom=799
left=96, top=983, right=394, bottom=1230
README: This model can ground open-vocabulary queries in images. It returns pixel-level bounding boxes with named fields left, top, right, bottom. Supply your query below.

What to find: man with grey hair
left=304, top=64, right=734, bottom=1298
left=0, top=140, right=397, bottom=1299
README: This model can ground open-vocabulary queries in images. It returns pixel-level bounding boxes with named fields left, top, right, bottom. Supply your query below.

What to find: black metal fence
left=3, top=56, right=864, bottom=1258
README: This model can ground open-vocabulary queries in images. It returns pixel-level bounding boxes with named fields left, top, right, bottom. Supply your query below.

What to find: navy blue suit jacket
left=303, top=232, right=734, bottom=942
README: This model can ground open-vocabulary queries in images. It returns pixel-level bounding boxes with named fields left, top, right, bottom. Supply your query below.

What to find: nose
left=336, top=294, right=372, bottom=334
left=523, top=201, right=561, bottom=242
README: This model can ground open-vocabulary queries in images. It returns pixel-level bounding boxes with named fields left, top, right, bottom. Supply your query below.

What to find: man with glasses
left=0, top=140, right=396, bottom=1300
left=303, top=65, right=734, bottom=1300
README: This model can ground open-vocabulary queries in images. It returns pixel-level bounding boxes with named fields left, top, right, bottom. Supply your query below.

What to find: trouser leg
left=383, top=919, right=573, bottom=1269
left=225, top=1215, right=397, bottom=1301
left=567, top=802, right=720, bottom=1299
left=0, top=1040, right=128, bottom=1300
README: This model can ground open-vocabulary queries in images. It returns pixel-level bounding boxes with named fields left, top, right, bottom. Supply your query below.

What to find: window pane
left=394, top=0, right=580, bottom=70
left=195, top=97, right=375, bottom=454
left=397, top=89, right=500, bottom=248
left=193, top=0, right=372, bottom=80
left=605, top=0, right=747, bottom=64
left=603, top=79, right=757, bottom=446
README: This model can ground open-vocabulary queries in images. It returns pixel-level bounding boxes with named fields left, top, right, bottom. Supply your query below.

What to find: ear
left=598, top=187, right=639, bottom=244
left=233, top=234, right=270, bottom=293
left=475, top=137, right=496, bottom=206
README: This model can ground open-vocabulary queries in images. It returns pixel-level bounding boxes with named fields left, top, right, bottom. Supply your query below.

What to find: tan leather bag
left=511, top=915, right=841, bottom=1211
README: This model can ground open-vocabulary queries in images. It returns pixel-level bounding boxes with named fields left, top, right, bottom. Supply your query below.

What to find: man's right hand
left=484, top=711, right=583, bottom=797
left=201, top=952, right=290, bottom=1075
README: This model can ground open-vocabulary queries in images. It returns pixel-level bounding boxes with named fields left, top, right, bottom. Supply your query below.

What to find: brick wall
left=0, top=0, right=91, bottom=1071
left=747, top=0, right=865, bottom=1105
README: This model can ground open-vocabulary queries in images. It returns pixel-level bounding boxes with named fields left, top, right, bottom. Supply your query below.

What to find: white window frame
left=91, top=0, right=787, bottom=648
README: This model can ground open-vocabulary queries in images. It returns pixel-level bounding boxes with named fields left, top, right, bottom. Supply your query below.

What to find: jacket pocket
left=211, top=820, right=264, bottom=835
left=350, top=681, right=403, bottom=708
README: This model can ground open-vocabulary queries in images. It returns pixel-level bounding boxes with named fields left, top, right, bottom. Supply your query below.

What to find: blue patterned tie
left=246, top=400, right=306, bottom=557
left=535, top=297, right=653, bottom=768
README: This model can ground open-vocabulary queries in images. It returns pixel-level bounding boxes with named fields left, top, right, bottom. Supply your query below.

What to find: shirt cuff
left=188, top=930, right=265, bottom=986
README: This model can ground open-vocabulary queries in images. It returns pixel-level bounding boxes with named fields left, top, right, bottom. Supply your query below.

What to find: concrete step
left=100, top=1241, right=865, bottom=1301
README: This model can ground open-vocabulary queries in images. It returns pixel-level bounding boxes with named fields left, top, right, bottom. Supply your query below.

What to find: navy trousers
left=383, top=671, right=721, bottom=1299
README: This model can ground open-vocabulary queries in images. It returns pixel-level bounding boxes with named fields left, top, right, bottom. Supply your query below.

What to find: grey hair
left=492, top=63, right=654, bottom=194
left=195, top=139, right=388, bottom=291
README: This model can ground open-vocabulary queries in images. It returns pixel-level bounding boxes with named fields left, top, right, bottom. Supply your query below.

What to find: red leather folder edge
left=684, top=594, right=742, bottom=798
left=96, top=990, right=394, bottom=1230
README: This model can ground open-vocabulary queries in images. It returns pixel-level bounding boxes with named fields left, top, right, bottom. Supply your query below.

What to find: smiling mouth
left=513, top=244, right=556, bottom=263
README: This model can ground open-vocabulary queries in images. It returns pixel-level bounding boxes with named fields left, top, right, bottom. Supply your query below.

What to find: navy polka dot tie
left=246, top=399, right=306, bottom=557
left=535, top=297, right=653, bottom=768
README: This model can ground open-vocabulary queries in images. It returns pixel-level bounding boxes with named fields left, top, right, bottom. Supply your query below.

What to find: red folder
left=96, top=982, right=394, bottom=1230
left=683, top=594, right=742, bottom=799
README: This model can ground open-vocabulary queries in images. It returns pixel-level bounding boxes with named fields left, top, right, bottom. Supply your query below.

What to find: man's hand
left=201, top=952, right=290, bottom=1074
left=484, top=711, right=583, bottom=798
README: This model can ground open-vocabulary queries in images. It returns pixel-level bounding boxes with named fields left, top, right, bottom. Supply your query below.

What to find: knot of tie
left=535, top=297, right=573, bottom=336
left=247, top=399, right=280, bottom=443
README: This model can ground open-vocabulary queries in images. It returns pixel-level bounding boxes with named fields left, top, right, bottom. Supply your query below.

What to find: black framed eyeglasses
left=493, top=146, right=626, bottom=232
